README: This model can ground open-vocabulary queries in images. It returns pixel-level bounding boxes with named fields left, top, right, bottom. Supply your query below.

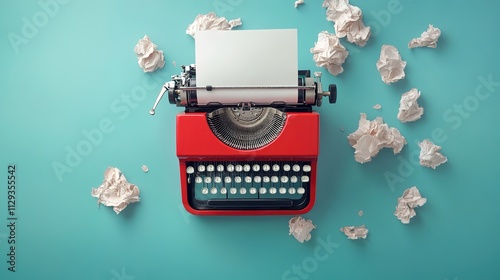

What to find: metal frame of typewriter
left=150, top=64, right=336, bottom=216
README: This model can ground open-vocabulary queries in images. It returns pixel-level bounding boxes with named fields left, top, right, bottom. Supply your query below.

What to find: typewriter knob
left=328, top=84, right=337, bottom=104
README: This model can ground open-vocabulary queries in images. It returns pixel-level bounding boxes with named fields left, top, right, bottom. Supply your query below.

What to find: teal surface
left=1, top=0, right=499, bottom=279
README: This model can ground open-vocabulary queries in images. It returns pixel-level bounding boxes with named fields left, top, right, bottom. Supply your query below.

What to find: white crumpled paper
left=134, top=35, right=165, bottom=73
left=347, top=113, right=407, bottom=163
left=373, top=104, right=381, bottom=110
left=394, top=186, right=426, bottom=224
left=340, top=225, right=368, bottom=239
left=289, top=216, right=316, bottom=243
left=310, top=31, right=349, bottom=76
left=418, top=139, right=447, bottom=169
left=91, top=167, right=140, bottom=214
left=186, top=12, right=242, bottom=38
left=294, top=0, right=304, bottom=8
left=322, top=0, right=371, bottom=47
left=376, top=45, right=407, bottom=84
left=409, top=24, right=441, bottom=49
left=398, top=88, right=424, bottom=123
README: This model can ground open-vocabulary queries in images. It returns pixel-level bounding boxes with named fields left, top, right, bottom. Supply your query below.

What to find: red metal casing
left=176, top=111, right=319, bottom=215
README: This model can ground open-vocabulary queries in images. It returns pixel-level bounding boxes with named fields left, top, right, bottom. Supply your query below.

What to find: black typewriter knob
left=328, top=84, right=337, bottom=104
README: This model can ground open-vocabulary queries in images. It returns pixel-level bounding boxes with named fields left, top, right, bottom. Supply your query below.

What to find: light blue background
left=1, top=0, right=499, bottom=279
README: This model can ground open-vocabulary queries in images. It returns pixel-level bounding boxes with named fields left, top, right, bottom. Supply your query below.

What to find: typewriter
left=150, top=30, right=337, bottom=215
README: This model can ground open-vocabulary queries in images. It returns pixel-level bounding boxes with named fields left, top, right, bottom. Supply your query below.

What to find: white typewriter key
left=235, top=165, right=243, bottom=172
left=303, top=165, right=312, bottom=172
left=235, top=176, right=242, bottom=183
left=204, top=177, right=212, bottom=184
left=243, top=164, right=251, bottom=172
left=288, top=188, right=296, bottom=194
left=254, top=176, right=262, bottom=183
left=198, top=165, right=206, bottom=172
left=279, top=187, right=287, bottom=194
left=271, top=176, right=279, bottom=183
left=201, top=187, right=209, bottom=195
left=252, top=164, right=260, bottom=172
left=210, top=187, right=217, bottom=195
left=207, top=164, right=215, bottom=172
left=227, top=164, right=235, bottom=172
left=272, top=164, right=280, bottom=172
left=220, top=187, right=227, bottom=195
left=195, top=177, right=203, bottom=183
left=301, top=175, right=310, bottom=183
left=290, top=176, right=298, bottom=183
left=292, top=164, right=301, bottom=172
left=239, top=188, right=247, bottom=195
left=230, top=188, right=237, bottom=195
left=217, top=164, right=224, bottom=172
left=224, top=176, right=232, bottom=183
left=259, top=187, right=267, bottom=194
left=297, top=187, right=306, bottom=195
left=269, top=187, right=277, bottom=194
left=283, top=164, right=291, bottom=172
left=214, top=176, right=222, bottom=184
left=281, top=176, right=289, bottom=183
left=263, top=176, right=270, bottom=183
left=245, top=176, right=252, bottom=183
left=249, top=187, right=257, bottom=195
left=186, top=166, right=195, bottom=174
left=263, top=164, right=271, bottom=172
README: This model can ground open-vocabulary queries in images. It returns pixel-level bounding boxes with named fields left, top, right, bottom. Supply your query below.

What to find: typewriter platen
left=150, top=31, right=337, bottom=215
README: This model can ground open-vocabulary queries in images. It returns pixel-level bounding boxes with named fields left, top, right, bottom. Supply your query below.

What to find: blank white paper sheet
left=195, top=29, right=298, bottom=105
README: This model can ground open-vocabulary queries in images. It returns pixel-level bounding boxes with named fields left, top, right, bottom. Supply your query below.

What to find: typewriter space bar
left=207, top=199, right=293, bottom=208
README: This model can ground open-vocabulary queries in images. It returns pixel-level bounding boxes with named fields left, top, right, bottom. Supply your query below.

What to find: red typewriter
left=149, top=31, right=336, bottom=215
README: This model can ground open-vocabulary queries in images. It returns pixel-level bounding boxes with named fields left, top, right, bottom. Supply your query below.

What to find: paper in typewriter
left=195, top=29, right=298, bottom=105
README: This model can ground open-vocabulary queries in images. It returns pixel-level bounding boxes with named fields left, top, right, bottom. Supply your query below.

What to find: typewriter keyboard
left=185, top=161, right=312, bottom=209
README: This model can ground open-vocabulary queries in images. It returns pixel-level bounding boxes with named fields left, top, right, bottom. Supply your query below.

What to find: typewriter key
left=207, top=164, right=215, bottom=172
left=230, top=188, right=237, bottom=195
left=243, top=164, right=251, bottom=172
left=262, top=164, right=271, bottom=172
left=249, top=187, right=257, bottom=195
left=292, top=164, right=301, bottom=172
left=239, top=188, right=247, bottom=195
left=301, top=175, right=309, bottom=182
left=220, top=187, right=227, bottom=195
left=198, top=165, right=206, bottom=172
left=227, top=164, right=235, bottom=172
left=252, top=164, right=260, bottom=172
left=259, top=187, right=267, bottom=194
left=269, top=187, right=277, bottom=194
left=279, top=187, right=287, bottom=194
left=186, top=166, right=195, bottom=174
left=217, top=164, right=224, bottom=172
left=210, top=187, right=217, bottom=195
left=288, top=188, right=296, bottom=194
left=283, top=164, right=291, bottom=172
left=201, top=187, right=209, bottom=195
left=235, top=165, right=243, bottom=172
left=272, top=164, right=280, bottom=172
left=297, top=187, right=305, bottom=195
left=303, top=165, right=311, bottom=172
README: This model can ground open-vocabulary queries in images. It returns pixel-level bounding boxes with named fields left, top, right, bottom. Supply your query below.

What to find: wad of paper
left=409, top=24, right=441, bottom=49
left=294, top=0, right=304, bottom=8
left=91, top=167, right=140, bottom=214
left=134, top=35, right=165, bottom=73
left=186, top=12, right=242, bottom=38
left=398, top=88, right=424, bottom=123
left=289, top=216, right=316, bottom=243
left=347, top=113, right=407, bottom=163
left=394, top=186, right=426, bottom=224
left=310, top=31, right=349, bottom=76
left=419, top=139, right=447, bottom=169
left=376, top=45, right=406, bottom=84
left=322, top=0, right=371, bottom=47
left=340, top=225, right=368, bottom=239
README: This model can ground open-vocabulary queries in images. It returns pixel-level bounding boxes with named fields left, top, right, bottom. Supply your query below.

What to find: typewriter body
left=150, top=30, right=336, bottom=215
